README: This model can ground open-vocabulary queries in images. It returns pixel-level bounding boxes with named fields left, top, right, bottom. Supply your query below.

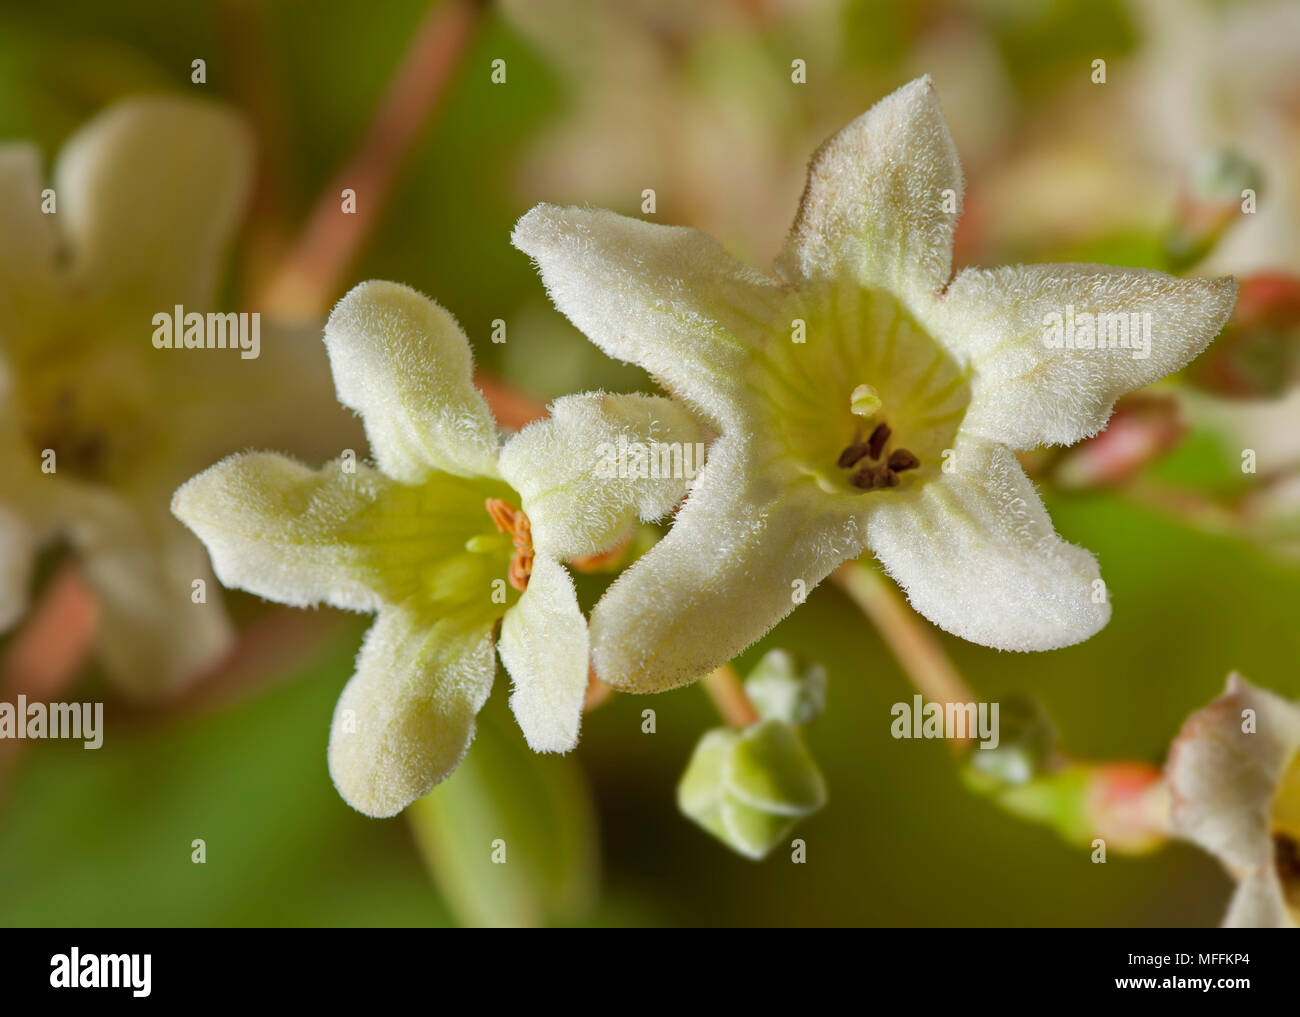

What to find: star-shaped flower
left=1165, top=674, right=1300, bottom=928
left=173, top=280, right=699, bottom=816
left=0, top=96, right=353, bottom=695
left=512, top=76, right=1238, bottom=692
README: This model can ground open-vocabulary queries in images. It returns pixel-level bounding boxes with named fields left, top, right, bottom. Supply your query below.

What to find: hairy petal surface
left=328, top=607, right=496, bottom=817
left=590, top=436, right=866, bottom=692
left=173, top=452, right=392, bottom=612
left=865, top=435, right=1109, bottom=651
left=512, top=205, right=788, bottom=428
left=774, top=76, right=962, bottom=312
left=499, top=391, right=703, bottom=559
left=497, top=555, right=589, bottom=753
left=53, top=96, right=253, bottom=308
left=1166, top=674, right=1300, bottom=873
left=174, top=450, right=505, bottom=613
left=933, top=265, right=1236, bottom=449
left=324, top=281, right=500, bottom=482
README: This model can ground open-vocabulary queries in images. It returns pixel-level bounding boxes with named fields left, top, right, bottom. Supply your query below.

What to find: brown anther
left=876, top=467, right=899, bottom=488
left=486, top=497, right=534, bottom=592
left=887, top=448, right=920, bottom=472
left=837, top=442, right=872, bottom=469
left=867, top=422, right=891, bottom=460
left=849, top=467, right=876, bottom=490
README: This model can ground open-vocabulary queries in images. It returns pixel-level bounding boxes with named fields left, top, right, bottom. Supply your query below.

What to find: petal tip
left=326, top=278, right=423, bottom=332
left=511, top=202, right=570, bottom=255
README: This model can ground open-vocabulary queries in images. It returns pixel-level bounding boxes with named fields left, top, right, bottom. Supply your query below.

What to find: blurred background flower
left=0, top=0, right=1297, bottom=927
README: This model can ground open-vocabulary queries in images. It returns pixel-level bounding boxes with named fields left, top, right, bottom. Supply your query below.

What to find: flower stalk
left=702, top=663, right=761, bottom=729
left=831, top=559, right=974, bottom=747
left=259, top=0, right=486, bottom=317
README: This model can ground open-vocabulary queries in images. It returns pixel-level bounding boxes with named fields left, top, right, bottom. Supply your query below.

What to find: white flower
left=512, top=76, right=1237, bottom=692
left=0, top=97, right=352, bottom=695
left=1166, top=673, right=1300, bottom=928
left=173, top=280, right=698, bottom=816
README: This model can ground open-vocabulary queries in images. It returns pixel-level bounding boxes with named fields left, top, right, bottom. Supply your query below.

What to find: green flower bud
left=743, top=649, right=828, bottom=725
left=677, top=719, right=827, bottom=860
left=963, top=765, right=1093, bottom=846
left=964, top=693, right=1057, bottom=786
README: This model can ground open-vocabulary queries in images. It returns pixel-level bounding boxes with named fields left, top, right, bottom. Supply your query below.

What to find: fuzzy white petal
left=323, top=281, right=501, bottom=482
left=499, top=391, right=703, bottom=559
left=328, top=607, right=496, bottom=817
left=512, top=205, right=788, bottom=428
left=0, top=143, right=59, bottom=301
left=1222, top=873, right=1296, bottom=929
left=73, top=494, right=234, bottom=696
left=865, top=435, right=1109, bottom=651
left=774, top=76, right=963, bottom=311
left=1166, top=673, right=1300, bottom=873
left=172, top=451, right=390, bottom=613
left=52, top=96, right=253, bottom=307
left=590, top=436, right=866, bottom=692
left=933, top=264, right=1236, bottom=449
left=497, top=555, right=589, bottom=753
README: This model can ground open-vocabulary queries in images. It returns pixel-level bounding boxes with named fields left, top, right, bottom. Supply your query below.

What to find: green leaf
left=406, top=702, right=599, bottom=928
left=0, top=620, right=451, bottom=926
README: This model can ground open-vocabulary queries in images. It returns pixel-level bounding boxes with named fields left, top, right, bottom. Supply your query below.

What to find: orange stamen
left=485, top=497, right=534, bottom=592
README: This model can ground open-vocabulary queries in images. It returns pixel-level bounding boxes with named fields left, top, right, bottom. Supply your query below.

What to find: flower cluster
left=5, top=80, right=1244, bottom=847
left=166, top=77, right=1237, bottom=817
left=0, top=97, right=352, bottom=696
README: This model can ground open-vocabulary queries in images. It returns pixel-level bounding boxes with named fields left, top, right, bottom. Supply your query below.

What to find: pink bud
left=1053, top=394, right=1184, bottom=489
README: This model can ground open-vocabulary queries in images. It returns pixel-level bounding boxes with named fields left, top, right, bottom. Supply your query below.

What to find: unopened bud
left=965, top=693, right=1057, bottom=785
left=1186, top=272, right=1300, bottom=398
left=677, top=719, right=827, bottom=860
left=1163, top=147, right=1263, bottom=272
left=743, top=649, right=827, bottom=725
left=1053, top=394, right=1184, bottom=489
